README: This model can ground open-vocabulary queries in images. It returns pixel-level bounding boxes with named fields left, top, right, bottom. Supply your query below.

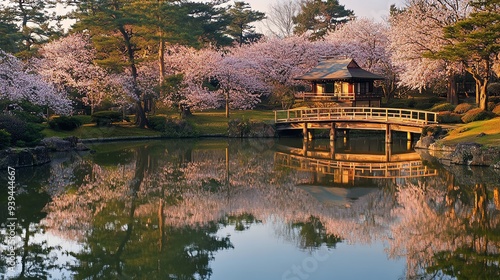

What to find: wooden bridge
left=274, top=107, right=438, bottom=143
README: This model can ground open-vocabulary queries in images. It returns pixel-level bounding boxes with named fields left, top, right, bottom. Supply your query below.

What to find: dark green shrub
left=72, top=115, right=92, bottom=124
left=493, top=104, right=500, bottom=115
left=454, top=103, right=474, bottom=114
left=487, top=101, right=496, bottom=112
left=91, top=111, right=124, bottom=126
left=430, top=103, right=456, bottom=112
left=163, top=118, right=196, bottom=137
left=0, top=114, right=44, bottom=146
left=422, top=125, right=443, bottom=137
left=487, top=82, right=500, bottom=96
left=461, top=108, right=496, bottom=123
left=0, top=129, right=11, bottom=148
left=437, top=112, right=462, bottom=124
left=48, top=116, right=82, bottom=131
left=414, top=103, right=433, bottom=110
left=0, top=100, right=45, bottom=123
left=148, top=116, right=167, bottom=132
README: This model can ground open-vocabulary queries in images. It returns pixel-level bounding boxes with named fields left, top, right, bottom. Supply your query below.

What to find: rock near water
left=0, top=146, right=51, bottom=169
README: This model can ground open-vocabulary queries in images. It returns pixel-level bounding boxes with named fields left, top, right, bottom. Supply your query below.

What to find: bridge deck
left=275, top=107, right=438, bottom=127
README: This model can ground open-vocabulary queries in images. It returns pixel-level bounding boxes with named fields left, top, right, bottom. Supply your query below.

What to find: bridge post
left=385, top=124, right=392, bottom=143
left=302, top=123, right=312, bottom=141
left=329, top=123, right=335, bottom=142
left=303, top=123, right=307, bottom=140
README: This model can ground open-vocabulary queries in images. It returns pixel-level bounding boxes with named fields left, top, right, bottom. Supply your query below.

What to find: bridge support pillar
left=303, top=123, right=308, bottom=141
left=407, top=132, right=413, bottom=150
left=385, top=124, right=392, bottom=143
left=407, top=132, right=413, bottom=142
left=329, top=123, right=336, bottom=142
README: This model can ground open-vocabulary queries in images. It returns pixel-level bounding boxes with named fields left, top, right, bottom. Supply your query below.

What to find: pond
left=1, top=137, right=500, bottom=279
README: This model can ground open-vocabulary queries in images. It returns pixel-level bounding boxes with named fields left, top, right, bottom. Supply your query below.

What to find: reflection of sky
left=3, top=230, right=82, bottom=279
left=212, top=219, right=405, bottom=280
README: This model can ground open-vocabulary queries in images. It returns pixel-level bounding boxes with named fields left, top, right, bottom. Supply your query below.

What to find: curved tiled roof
left=295, top=58, right=384, bottom=80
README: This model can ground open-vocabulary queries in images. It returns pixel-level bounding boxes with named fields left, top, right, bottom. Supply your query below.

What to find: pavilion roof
left=295, top=58, right=384, bottom=81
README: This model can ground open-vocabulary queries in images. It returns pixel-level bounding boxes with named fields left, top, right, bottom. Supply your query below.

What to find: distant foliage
left=454, top=103, right=474, bottom=114
left=461, top=108, right=495, bottom=123
left=437, top=112, right=462, bottom=123
left=0, top=129, right=11, bottom=148
left=48, top=116, right=82, bottom=131
left=430, top=103, right=456, bottom=112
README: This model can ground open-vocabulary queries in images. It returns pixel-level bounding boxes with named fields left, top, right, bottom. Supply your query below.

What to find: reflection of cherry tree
left=389, top=181, right=500, bottom=278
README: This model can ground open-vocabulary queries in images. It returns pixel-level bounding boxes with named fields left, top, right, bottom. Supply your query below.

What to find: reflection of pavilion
left=274, top=141, right=438, bottom=185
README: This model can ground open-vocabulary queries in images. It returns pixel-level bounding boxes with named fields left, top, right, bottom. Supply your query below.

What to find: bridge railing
left=274, top=107, right=438, bottom=125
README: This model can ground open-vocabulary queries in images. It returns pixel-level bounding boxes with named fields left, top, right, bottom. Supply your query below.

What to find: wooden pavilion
left=295, top=58, right=384, bottom=107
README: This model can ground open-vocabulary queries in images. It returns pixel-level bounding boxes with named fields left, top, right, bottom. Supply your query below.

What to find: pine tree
left=293, top=0, right=354, bottom=40
left=226, top=1, right=265, bottom=46
left=0, top=0, right=61, bottom=58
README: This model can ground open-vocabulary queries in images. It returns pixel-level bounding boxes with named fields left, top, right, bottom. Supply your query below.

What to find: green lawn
left=185, top=110, right=275, bottom=135
left=438, top=117, right=500, bottom=147
left=43, top=123, right=163, bottom=139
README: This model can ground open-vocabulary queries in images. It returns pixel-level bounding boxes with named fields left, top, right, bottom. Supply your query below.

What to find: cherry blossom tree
left=326, top=18, right=398, bottom=100
left=0, top=50, right=72, bottom=115
left=388, top=0, right=471, bottom=104
left=32, top=33, right=108, bottom=115
left=233, top=35, right=336, bottom=108
left=166, top=46, right=269, bottom=117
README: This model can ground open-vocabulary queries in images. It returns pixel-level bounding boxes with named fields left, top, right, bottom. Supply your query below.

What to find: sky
left=246, top=0, right=407, bottom=23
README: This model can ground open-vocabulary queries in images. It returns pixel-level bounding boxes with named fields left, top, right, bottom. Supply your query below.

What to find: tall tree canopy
left=293, top=0, right=354, bottom=40
left=0, top=0, right=62, bottom=58
left=226, top=1, right=266, bottom=46
left=429, top=0, right=500, bottom=110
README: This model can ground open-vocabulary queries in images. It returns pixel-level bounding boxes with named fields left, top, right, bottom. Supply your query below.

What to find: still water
left=1, top=137, right=500, bottom=279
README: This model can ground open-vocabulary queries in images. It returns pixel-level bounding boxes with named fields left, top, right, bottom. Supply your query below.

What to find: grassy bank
left=438, top=118, right=500, bottom=147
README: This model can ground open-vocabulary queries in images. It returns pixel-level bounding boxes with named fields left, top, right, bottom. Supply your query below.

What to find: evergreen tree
left=0, top=0, right=61, bottom=58
left=0, top=9, right=22, bottom=53
left=293, top=0, right=354, bottom=40
left=226, top=1, right=265, bottom=46
left=430, top=0, right=500, bottom=110
left=71, top=0, right=150, bottom=127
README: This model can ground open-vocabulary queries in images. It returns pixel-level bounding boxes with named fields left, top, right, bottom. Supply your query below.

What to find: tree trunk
left=225, top=90, right=230, bottom=118
left=479, top=81, right=488, bottom=110
left=119, top=26, right=148, bottom=128
left=447, top=74, right=458, bottom=105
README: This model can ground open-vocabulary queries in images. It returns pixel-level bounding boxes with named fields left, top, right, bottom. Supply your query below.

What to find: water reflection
left=1, top=138, right=499, bottom=279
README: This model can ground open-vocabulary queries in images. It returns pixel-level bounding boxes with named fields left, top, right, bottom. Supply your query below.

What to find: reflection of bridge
left=274, top=107, right=438, bottom=143
left=274, top=144, right=438, bottom=183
